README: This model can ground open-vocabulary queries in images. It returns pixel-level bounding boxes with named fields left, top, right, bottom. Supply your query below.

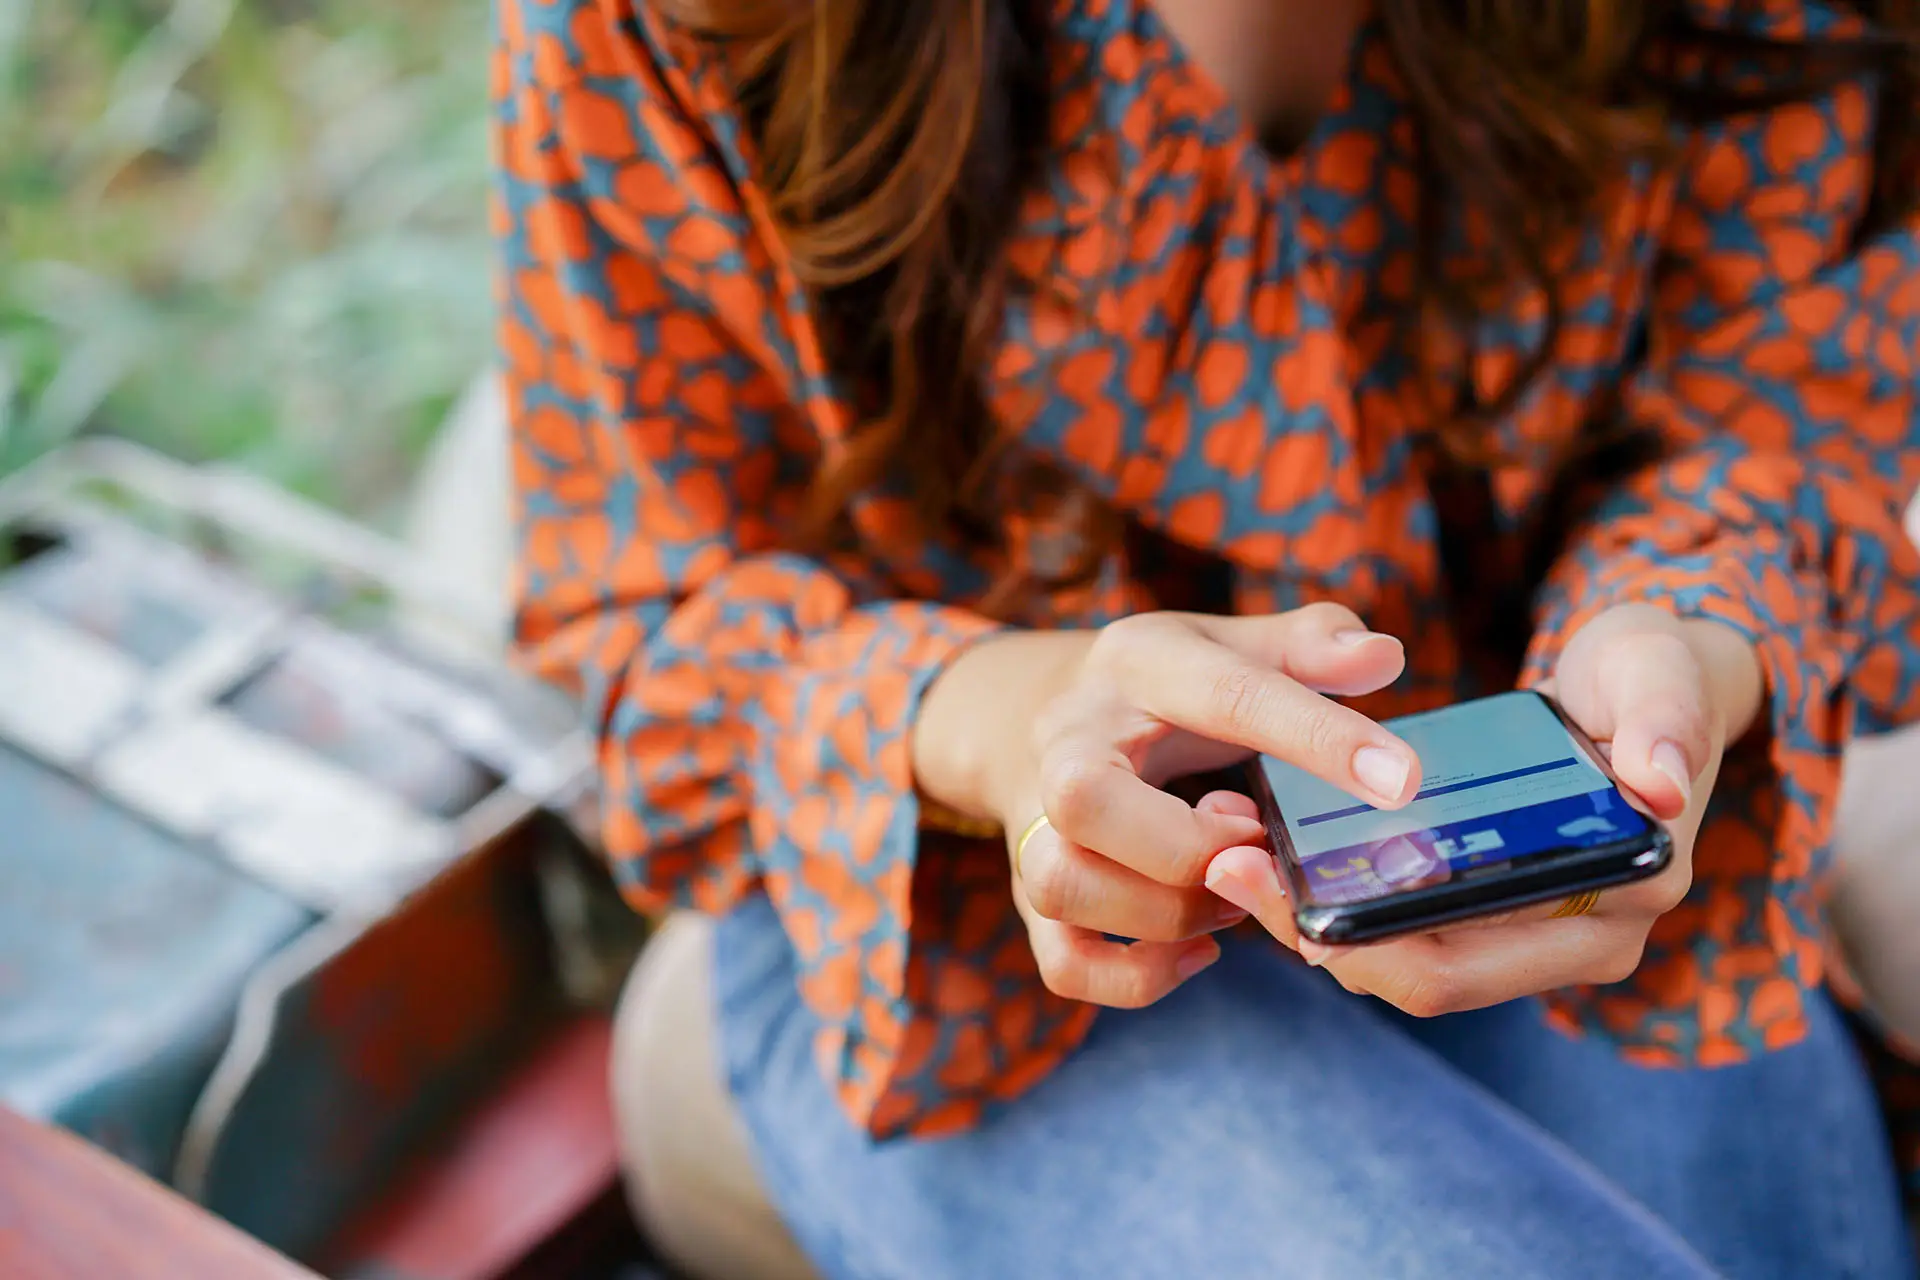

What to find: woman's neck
left=1150, top=0, right=1369, bottom=154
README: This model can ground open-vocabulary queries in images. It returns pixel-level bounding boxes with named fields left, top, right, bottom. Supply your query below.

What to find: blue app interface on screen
left=1260, top=691, right=1654, bottom=906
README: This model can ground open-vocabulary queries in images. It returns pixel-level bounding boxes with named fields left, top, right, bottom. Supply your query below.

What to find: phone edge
left=1243, top=690, right=1676, bottom=946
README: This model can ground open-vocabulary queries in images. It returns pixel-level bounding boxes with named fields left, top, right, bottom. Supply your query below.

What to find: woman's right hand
left=913, top=603, right=1420, bottom=1010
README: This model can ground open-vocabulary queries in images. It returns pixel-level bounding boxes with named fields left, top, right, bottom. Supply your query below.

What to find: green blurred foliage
left=0, top=0, right=493, bottom=517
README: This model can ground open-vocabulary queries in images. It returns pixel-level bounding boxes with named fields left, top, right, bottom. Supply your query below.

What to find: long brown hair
left=661, top=0, right=1919, bottom=594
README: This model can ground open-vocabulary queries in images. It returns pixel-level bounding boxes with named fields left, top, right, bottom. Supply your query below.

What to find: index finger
left=1118, top=627, right=1421, bottom=809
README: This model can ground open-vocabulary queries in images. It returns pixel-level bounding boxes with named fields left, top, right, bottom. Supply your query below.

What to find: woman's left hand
left=1204, top=604, right=1764, bottom=1016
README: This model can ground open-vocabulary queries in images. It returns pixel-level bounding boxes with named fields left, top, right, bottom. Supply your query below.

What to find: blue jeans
left=714, top=896, right=1915, bottom=1279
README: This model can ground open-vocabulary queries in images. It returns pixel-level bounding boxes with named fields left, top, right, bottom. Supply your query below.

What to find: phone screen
left=1260, top=691, right=1655, bottom=908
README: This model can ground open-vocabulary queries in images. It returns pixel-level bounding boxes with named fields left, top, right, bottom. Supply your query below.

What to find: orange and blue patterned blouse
left=496, top=0, right=1920, bottom=1193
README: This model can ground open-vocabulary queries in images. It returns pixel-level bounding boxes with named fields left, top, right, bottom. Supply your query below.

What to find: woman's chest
left=978, top=10, right=1671, bottom=602
left=1148, top=0, right=1368, bottom=154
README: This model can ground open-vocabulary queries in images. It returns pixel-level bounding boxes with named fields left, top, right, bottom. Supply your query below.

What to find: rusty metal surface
left=180, top=821, right=571, bottom=1260
left=0, top=442, right=595, bottom=917
left=0, top=445, right=633, bottom=1264
left=0, top=742, right=314, bottom=1178
left=317, top=1015, right=621, bottom=1279
left=0, top=514, right=563, bottom=914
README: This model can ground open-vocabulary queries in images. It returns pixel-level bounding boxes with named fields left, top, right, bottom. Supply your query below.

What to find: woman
left=496, top=0, right=1920, bottom=1274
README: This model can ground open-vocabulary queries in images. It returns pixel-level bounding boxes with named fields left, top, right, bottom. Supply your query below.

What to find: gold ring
left=1551, top=889, right=1603, bottom=919
left=1014, top=814, right=1052, bottom=877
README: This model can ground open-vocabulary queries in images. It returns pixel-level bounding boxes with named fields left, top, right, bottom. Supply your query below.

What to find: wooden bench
left=0, top=1106, right=320, bottom=1280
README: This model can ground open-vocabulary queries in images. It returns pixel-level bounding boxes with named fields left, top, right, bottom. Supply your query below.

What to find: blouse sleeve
left=1522, top=74, right=1920, bottom=1070
left=494, top=0, right=1093, bottom=1135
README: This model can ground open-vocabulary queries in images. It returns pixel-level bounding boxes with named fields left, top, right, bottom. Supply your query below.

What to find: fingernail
left=1335, top=628, right=1390, bottom=646
left=1205, top=866, right=1260, bottom=916
left=1650, top=739, right=1692, bottom=804
left=1353, top=746, right=1411, bottom=803
left=1176, top=942, right=1219, bottom=981
left=1298, top=939, right=1335, bottom=968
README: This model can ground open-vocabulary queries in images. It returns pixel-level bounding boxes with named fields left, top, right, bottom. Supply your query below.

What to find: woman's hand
left=1204, top=604, right=1765, bottom=1016
left=913, top=603, right=1419, bottom=1009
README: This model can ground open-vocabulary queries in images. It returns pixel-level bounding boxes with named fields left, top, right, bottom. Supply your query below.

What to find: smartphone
left=1247, top=689, right=1672, bottom=945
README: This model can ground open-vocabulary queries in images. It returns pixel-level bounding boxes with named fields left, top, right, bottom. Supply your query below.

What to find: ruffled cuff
left=1521, top=537, right=1841, bottom=1065
left=744, top=596, right=1096, bottom=1136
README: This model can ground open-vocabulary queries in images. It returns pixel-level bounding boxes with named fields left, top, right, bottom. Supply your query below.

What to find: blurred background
left=1, top=0, right=492, bottom=519
left=0, top=9, right=666, bottom=1275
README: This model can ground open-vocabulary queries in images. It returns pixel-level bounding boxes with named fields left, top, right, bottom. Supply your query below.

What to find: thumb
left=1580, top=629, right=1714, bottom=822
left=1204, top=844, right=1301, bottom=951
